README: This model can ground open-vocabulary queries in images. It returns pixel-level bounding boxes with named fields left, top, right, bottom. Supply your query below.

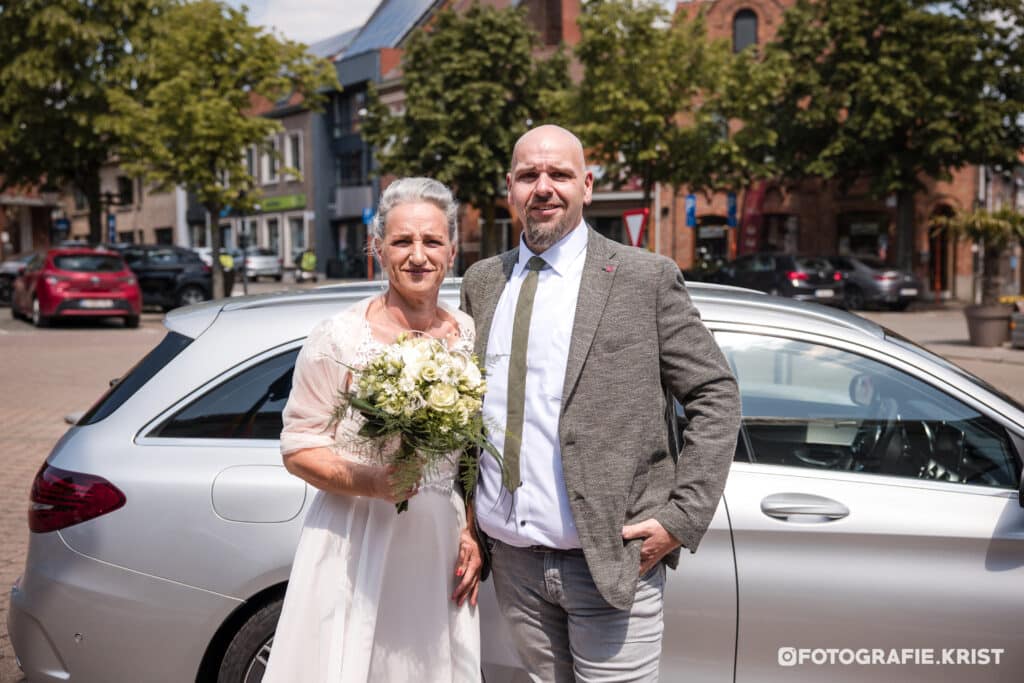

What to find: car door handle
left=760, top=493, right=849, bottom=522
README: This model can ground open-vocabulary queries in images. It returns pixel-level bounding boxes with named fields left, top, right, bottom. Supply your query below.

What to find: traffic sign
left=727, top=193, right=737, bottom=227
left=107, top=214, right=116, bottom=243
left=685, top=194, right=697, bottom=227
left=622, top=208, right=649, bottom=247
left=362, top=207, right=375, bottom=225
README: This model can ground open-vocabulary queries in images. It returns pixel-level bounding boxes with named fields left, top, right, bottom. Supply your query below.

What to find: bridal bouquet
left=335, top=332, right=497, bottom=512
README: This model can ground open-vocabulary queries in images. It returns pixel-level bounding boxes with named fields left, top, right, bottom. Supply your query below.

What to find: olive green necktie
left=503, top=255, right=549, bottom=492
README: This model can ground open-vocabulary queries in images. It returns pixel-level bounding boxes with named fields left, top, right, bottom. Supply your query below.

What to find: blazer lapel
left=472, top=249, right=518, bottom=358
left=561, top=228, right=617, bottom=403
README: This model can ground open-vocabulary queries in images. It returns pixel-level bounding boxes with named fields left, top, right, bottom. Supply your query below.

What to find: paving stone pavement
left=0, top=316, right=164, bottom=682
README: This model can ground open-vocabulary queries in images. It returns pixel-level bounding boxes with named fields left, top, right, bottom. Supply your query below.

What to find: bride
left=262, top=178, right=482, bottom=682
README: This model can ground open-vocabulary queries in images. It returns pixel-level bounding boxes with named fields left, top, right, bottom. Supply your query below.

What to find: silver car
left=242, top=247, right=283, bottom=281
left=9, top=282, right=1024, bottom=682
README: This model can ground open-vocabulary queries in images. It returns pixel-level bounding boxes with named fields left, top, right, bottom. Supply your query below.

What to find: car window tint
left=53, top=255, right=125, bottom=272
left=716, top=332, right=1021, bottom=489
left=796, top=257, right=831, bottom=271
left=153, top=350, right=299, bottom=439
left=149, top=249, right=181, bottom=266
left=79, top=332, right=194, bottom=425
left=122, top=249, right=147, bottom=267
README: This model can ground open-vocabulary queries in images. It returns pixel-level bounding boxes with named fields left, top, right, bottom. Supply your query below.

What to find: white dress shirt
left=477, top=221, right=588, bottom=548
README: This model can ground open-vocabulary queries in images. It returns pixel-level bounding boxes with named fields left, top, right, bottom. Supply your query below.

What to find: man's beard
left=523, top=212, right=574, bottom=252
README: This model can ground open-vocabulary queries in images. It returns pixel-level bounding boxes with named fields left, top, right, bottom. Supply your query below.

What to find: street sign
left=622, top=208, right=649, bottom=247
left=362, top=207, right=375, bottom=225
left=685, top=194, right=697, bottom=227
left=727, top=193, right=737, bottom=227
left=55, top=218, right=70, bottom=233
left=107, top=214, right=116, bottom=243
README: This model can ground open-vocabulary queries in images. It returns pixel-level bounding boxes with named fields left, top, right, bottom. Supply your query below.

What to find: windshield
left=795, top=257, right=833, bottom=271
left=53, top=254, right=126, bottom=272
left=886, top=330, right=1024, bottom=412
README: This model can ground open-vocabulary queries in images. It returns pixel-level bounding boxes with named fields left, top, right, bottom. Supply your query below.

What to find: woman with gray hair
left=263, top=177, right=482, bottom=682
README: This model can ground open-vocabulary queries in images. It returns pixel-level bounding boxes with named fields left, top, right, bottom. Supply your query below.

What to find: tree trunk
left=980, top=242, right=1005, bottom=306
left=81, top=172, right=103, bottom=245
left=895, top=189, right=915, bottom=272
left=480, top=201, right=496, bottom=260
left=206, top=205, right=227, bottom=299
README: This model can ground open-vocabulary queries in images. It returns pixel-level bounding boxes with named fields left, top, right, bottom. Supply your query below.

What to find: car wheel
left=217, top=598, right=281, bottom=683
left=31, top=297, right=49, bottom=328
left=124, top=315, right=140, bottom=329
left=844, top=285, right=865, bottom=310
left=176, top=285, right=207, bottom=308
left=273, top=274, right=282, bottom=282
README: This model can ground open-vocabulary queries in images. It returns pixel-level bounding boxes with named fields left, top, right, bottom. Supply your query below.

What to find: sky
left=226, top=0, right=381, bottom=44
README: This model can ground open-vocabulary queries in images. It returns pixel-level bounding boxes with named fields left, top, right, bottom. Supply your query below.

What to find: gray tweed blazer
left=461, top=227, right=741, bottom=610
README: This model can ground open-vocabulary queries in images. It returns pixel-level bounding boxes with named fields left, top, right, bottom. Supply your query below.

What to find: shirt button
left=520, top=520, right=527, bottom=527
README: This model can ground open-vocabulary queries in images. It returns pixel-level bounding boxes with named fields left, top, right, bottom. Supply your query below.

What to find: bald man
left=461, top=125, right=740, bottom=682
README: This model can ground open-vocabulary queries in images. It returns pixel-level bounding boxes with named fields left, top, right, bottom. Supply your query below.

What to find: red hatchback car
left=11, top=248, right=142, bottom=328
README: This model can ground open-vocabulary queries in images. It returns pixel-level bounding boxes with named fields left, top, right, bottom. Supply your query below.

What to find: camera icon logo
left=778, top=647, right=798, bottom=667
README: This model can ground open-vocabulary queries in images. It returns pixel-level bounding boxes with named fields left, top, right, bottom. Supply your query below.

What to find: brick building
left=665, top=0, right=1023, bottom=301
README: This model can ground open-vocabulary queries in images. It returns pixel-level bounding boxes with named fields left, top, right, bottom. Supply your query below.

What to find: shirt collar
left=516, top=219, right=588, bottom=277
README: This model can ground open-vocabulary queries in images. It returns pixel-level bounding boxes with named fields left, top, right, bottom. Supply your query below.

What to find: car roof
left=47, top=247, right=123, bottom=257
left=164, top=279, right=883, bottom=350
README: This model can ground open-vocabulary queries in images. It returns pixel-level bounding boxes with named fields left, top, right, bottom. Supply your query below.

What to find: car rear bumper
left=9, top=531, right=241, bottom=682
left=52, top=298, right=140, bottom=316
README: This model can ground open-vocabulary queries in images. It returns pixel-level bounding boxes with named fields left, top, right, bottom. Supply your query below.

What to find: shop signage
left=261, top=194, right=307, bottom=212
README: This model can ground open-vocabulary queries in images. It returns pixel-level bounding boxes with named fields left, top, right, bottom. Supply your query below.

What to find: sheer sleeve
left=280, top=317, right=350, bottom=456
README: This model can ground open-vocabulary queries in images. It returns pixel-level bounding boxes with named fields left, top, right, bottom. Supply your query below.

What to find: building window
left=266, top=217, right=281, bottom=254
left=733, top=9, right=758, bottom=53
left=155, top=227, right=174, bottom=245
left=245, top=146, right=257, bottom=182
left=336, top=150, right=365, bottom=187
left=117, top=176, right=134, bottom=206
left=262, top=137, right=279, bottom=184
left=73, top=188, right=88, bottom=211
left=286, top=132, right=302, bottom=177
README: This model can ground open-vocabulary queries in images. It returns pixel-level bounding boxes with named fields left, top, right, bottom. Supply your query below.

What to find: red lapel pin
left=603, top=264, right=616, bottom=273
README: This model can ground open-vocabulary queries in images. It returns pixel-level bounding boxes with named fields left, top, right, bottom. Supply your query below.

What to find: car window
left=121, top=249, right=147, bottom=267
left=152, top=350, right=299, bottom=439
left=148, top=248, right=181, bottom=266
left=716, top=331, right=1021, bottom=489
left=751, top=255, right=775, bottom=272
left=795, top=257, right=832, bottom=271
left=79, top=332, right=194, bottom=425
left=53, top=255, right=126, bottom=272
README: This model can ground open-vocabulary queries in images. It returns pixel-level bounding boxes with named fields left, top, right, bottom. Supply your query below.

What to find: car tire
left=176, top=285, right=207, bottom=308
left=844, top=285, right=865, bottom=310
left=124, top=315, right=140, bottom=329
left=273, top=274, right=282, bottom=282
left=217, top=598, right=281, bottom=683
left=889, top=300, right=911, bottom=312
left=31, top=297, right=49, bottom=328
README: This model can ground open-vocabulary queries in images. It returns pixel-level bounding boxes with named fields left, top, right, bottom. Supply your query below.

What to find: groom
left=461, top=124, right=741, bottom=681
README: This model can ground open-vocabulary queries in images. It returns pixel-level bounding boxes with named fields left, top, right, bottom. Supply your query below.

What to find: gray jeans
left=490, top=540, right=665, bottom=683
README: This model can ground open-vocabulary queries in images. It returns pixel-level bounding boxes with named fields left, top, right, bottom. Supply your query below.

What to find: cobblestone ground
left=0, top=314, right=165, bottom=682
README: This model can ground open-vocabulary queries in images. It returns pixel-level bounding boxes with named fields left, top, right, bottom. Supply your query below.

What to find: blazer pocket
left=594, top=336, right=647, bottom=356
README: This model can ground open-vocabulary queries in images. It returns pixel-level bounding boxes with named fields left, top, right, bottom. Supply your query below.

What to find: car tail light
left=29, top=463, right=126, bottom=533
left=833, top=272, right=843, bottom=281
left=201, top=264, right=211, bottom=273
left=44, top=275, right=70, bottom=286
left=786, top=271, right=809, bottom=281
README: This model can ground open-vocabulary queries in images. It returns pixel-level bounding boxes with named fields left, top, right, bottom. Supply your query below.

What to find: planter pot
left=964, top=304, right=1012, bottom=347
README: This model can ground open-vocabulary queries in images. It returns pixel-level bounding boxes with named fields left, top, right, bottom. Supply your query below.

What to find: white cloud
left=227, top=0, right=381, bottom=45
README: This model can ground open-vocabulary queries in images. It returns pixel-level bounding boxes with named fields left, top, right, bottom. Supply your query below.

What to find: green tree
left=934, top=208, right=1024, bottom=305
left=572, top=0, right=775, bottom=233
left=362, top=3, right=567, bottom=260
left=754, top=0, right=1024, bottom=269
left=106, top=0, right=337, bottom=298
left=0, top=0, right=169, bottom=243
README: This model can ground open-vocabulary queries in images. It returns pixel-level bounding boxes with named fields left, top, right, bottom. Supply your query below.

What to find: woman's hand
left=374, top=463, right=420, bottom=504
left=452, top=523, right=482, bottom=607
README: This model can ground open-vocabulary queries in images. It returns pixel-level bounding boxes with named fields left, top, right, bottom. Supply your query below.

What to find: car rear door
left=714, top=329, right=1024, bottom=683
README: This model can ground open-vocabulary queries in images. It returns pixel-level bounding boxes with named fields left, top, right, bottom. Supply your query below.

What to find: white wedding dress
left=262, top=296, right=480, bottom=683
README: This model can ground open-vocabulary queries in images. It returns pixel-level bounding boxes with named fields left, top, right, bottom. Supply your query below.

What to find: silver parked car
left=9, top=282, right=1024, bottom=682
left=828, top=254, right=924, bottom=311
left=243, top=246, right=283, bottom=281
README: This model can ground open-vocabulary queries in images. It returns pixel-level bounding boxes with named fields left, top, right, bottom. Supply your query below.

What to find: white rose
left=420, top=360, right=441, bottom=383
left=427, top=383, right=459, bottom=411
left=461, top=361, right=482, bottom=389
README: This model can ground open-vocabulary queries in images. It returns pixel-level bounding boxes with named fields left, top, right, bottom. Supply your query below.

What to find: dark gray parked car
left=708, top=253, right=844, bottom=306
left=9, top=280, right=1024, bottom=682
left=828, top=255, right=924, bottom=310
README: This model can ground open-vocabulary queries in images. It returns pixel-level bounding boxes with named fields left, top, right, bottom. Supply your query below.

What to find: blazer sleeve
left=651, top=260, right=741, bottom=552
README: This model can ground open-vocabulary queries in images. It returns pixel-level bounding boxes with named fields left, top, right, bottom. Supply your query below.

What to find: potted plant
left=934, top=208, right=1024, bottom=346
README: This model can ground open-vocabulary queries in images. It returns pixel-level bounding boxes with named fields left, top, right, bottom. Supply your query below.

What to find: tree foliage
left=572, top=0, right=777, bottom=215
left=933, top=208, right=1024, bottom=304
left=361, top=3, right=568, bottom=259
left=105, top=0, right=337, bottom=297
left=751, top=0, right=1024, bottom=268
left=0, top=0, right=169, bottom=243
